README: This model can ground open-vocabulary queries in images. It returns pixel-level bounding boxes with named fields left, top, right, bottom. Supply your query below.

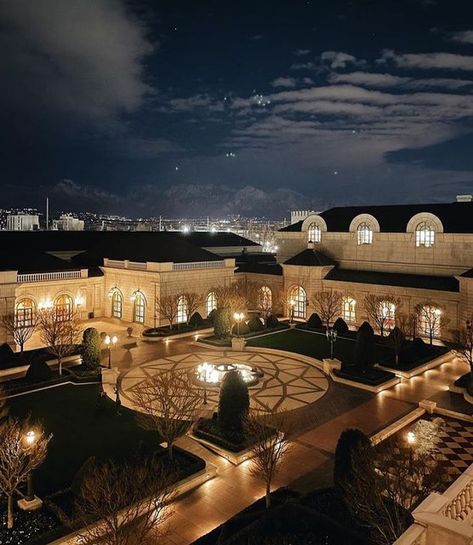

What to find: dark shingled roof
left=279, top=202, right=473, bottom=233
left=0, top=231, right=222, bottom=273
left=236, top=263, right=283, bottom=276
left=279, top=220, right=304, bottom=232
left=325, top=268, right=459, bottom=292
left=284, top=249, right=336, bottom=267
left=177, top=231, right=259, bottom=247
left=460, top=268, right=473, bottom=278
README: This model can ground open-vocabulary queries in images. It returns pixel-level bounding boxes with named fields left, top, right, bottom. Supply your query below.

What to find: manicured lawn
left=8, top=384, right=162, bottom=496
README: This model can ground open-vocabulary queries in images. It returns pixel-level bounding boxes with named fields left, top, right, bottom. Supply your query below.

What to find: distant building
left=6, top=214, right=40, bottom=231
left=52, top=215, right=84, bottom=231
left=290, top=210, right=317, bottom=224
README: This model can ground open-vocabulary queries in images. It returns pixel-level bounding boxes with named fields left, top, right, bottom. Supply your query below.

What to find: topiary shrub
left=189, top=312, right=204, bottom=328
left=218, top=370, right=250, bottom=432
left=412, top=337, right=426, bottom=355
left=307, top=313, right=323, bottom=329
left=334, top=428, right=374, bottom=494
left=354, top=322, right=375, bottom=371
left=231, top=322, right=251, bottom=336
left=333, top=317, right=349, bottom=336
left=0, top=343, right=15, bottom=368
left=207, top=308, right=217, bottom=323
left=25, top=359, right=52, bottom=383
left=214, top=308, right=231, bottom=338
left=82, top=327, right=101, bottom=370
left=266, top=314, right=280, bottom=329
left=248, top=316, right=264, bottom=332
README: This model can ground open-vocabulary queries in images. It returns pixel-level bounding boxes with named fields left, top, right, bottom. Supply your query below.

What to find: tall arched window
left=379, top=300, right=396, bottom=331
left=206, top=292, right=217, bottom=316
left=258, top=286, right=272, bottom=312
left=357, top=222, right=373, bottom=245
left=134, top=292, right=146, bottom=324
left=16, top=298, right=35, bottom=327
left=342, top=297, right=356, bottom=323
left=416, top=221, right=435, bottom=247
left=177, top=295, right=188, bottom=324
left=288, top=286, right=307, bottom=320
left=54, top=294, right=73, bottom=322
left=111, top=291, right=123, bottom=319
left=307, top=222, right=321, bottom=244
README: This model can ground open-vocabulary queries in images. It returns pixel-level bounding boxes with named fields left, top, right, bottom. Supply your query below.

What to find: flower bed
left=0, top=344, right=83, bottom=371
left=333, top=365, right=396, bottom=386
left=142, top=321, right=211, bottom=337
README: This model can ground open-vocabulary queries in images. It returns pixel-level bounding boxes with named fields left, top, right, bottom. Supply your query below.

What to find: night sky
left=1, top=0, right=473, bottom=218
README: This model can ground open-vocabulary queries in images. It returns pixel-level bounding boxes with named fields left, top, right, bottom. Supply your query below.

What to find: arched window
left=342, top=297, right=356, bottom=323
left=288, top=286, right=307, bottom=320
left=177, top=295, right=188, bottom=324
left=258, top=286, right=272, bottom=312
left=16, top=298, right=35, bottom=327
left=54, top=294, right=73, bottom=322
left=418, top=305, right=442, bottom=339
left=416, top=221, right=435, bottom=247
left=206, top=292, right=217, bottom=316
left=307, top=222, right=321, bottom=244
left=357, top=222, right=373, bottom=245
left=379, top=300, right=396, bottom=331
left=111, top=291, right=122, bottom=319
left=133, top=292, right=145, bottom=324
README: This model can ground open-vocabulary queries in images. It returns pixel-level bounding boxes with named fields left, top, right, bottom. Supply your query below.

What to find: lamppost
left=104, top=334, right=118, bottom=369
left=24, top=430, right=37, bottom=502
left=289, top=299, right=296, bottom=324
left=326, top=328, right=338, bottom=359
left=197, top=362, right=211, bottom=404
left=233, top=312, right=245, bottom=337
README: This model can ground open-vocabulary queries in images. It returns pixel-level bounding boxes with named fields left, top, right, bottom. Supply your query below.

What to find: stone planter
left=231, top=337, right=246, bottom=351
left=322, top=358, right=341, bottom=374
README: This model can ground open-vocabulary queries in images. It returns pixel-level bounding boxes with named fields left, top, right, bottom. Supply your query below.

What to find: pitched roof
left=325, top=268, right=459, bottom=292
left=177, top=231, right=260, bottom=247
left=279, top=220, right=304, bottom=232
left=235, top=263, right=283, bottom=276
left=284, top=249, right=336, bottom=266
left=460, top=268, right=473, bottom=278
left=279, top=201, right=473, bottom=233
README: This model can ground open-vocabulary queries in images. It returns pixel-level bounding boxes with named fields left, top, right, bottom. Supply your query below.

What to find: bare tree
left=245, top=411, right=291, bottom=509
left=396, top=313, right=417, bottom=341
left=181, top=292, right=203, bottom=324
left=453, top=319, right=473, bottom=379
left=131, top=370, right=201, bottom=461
left=212, top=280, right=260, bottom=316
left=1, top=313, right=35, bottom=356
left=312, top=290, right=343, bottom=329
left=71, top=457, right=174, bottom=545
left=414, top=302, right=447, bottom=344
left=37, top=309, right=82, bottom=375
left=257, top=285, right=274, bottom=321
left=363, top=294, right=401, bottom=337
left=0, top=384, right=7, bottom=428
left=155, top=295, right=179, bottom=330
left=0, top=420, right=50, bottom=529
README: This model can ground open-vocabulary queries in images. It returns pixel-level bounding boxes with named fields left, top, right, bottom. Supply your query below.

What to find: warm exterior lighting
left=407, top=431, right=416, bottom=445
left=74, top=295, right=84, bottom=307
left=38, top=299, right=53, bottom=310
left=24, top=430, right=36, bottom=447
left=104, top=335, right=118, bottom=368
left=233, top=312, right=245, bottom=336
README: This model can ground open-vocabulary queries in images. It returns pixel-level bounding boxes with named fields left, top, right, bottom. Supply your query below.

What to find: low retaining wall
left=377, top=350, right=454, bottom=380
left=142, top=327, right=213, bottom=342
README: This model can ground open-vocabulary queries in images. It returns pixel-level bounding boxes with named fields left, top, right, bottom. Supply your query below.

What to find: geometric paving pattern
left=120, top=350, right=329, bottom=414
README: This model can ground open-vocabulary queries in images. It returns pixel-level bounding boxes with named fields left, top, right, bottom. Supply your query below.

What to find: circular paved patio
left=120, top=349, right=329, bottom=413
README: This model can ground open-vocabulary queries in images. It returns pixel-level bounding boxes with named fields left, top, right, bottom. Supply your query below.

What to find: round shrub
left=248, top=316, right=264, bottom=332
left=266, top=314, right=280, bottom=329
left=334, top=428, right=374, bottom=492
left=82, top=327, right=101, bottom=370
left=26, top=359, right=52, bottom=383
left=189, top=312, right=204, bottom=328
left=307, top=313, right=323, bottom=329
left=231, top=322, right=251, bottom=336
left=219, top=370, right=249, bottom=432
left=333, top=317, right=349, bottom=336
left=214, top=308, right=231, bottom=338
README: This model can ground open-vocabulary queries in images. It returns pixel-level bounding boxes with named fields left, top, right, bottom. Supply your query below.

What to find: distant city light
left=182, top=225, right=191, bottom=233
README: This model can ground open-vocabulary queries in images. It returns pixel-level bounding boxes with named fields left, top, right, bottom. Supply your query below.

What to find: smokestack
left=46, top=197, right=49, bottom=231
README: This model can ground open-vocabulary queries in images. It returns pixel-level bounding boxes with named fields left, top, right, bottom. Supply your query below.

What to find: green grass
left=8, top=384, right=161, bottom=496
left=247, top=328, right=392, bottom=364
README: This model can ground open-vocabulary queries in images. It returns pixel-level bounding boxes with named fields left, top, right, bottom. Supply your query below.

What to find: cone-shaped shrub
left=307, top=313, right=323, bottom=329
left=333, top=317, right=349, bottom=336
left=218, top=370, right=250, bottom=432
left=82, top=327, right=101, bottom=370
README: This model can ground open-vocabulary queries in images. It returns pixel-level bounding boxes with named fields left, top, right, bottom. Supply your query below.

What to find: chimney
left=456, top=194, right=473, bottom=202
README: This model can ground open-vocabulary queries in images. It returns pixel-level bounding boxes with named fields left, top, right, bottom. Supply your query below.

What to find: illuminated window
left=134, top=292, right=145, bottom=324
left=258, top=286, right=272, bottom=311
left=416, top=222, right=435, bottom=247
left=177, top=295, right=188, bottom=324
left=357, top=222, right=373, bottom=245
left=342, top=297, right=356, bottom=323
left=206, top=292, right=217, bottom=316
left=308, top=222, right=322, bottom=244
left=288, top=286, right=307, bottom=320
left=54, top=294, right=73, bottom=322
left=16, top=298, right=35, bottom=327
left=419, top=305, right=442, bottom=338
left=111, top=291, right=122, bottom=319
left=379, top=301, right=396, bottom=332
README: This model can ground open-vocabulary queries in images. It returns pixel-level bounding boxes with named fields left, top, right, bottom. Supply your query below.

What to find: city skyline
left=2, top=0, right=473, bottom=216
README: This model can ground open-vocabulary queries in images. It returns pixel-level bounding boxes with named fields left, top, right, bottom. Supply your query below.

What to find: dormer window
left=357, top=222, right=373, bottom=245
left=308, top=222, right=321, bottom=244
left=416, top=221, right=435, bottom=247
